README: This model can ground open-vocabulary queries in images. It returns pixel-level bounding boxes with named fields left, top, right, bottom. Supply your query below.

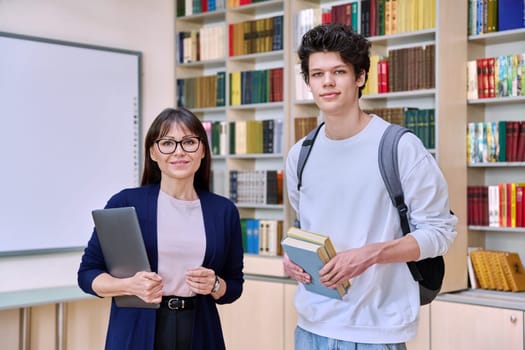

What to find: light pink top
left=157, top=190, right=206, bottom=297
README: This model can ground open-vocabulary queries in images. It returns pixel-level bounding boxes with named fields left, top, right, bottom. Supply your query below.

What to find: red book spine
left=370, top=0, right=377, bottom=37
left=482, top=186, right=489, bottom=226
left=473, top=186, right=482, bottom=225
left=228, top=24, right=233, bottom=57
left=516, top=121, right=525, bottom=161
left=482, top=58, right=490, bottom=99
left=487, top=57, right=495, bottom=98
left=506, top=183, right=513, bottom=227
left=509, top=121, right=520, bottom=162
left=378, top=59, right=389, bottom=93
left=516, top=185, right=524, bottom=228
left=499, top=183, right=507, bottom=227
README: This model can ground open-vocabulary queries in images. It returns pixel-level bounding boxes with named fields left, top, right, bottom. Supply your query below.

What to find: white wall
left=0, top=0, right=174, bottom=293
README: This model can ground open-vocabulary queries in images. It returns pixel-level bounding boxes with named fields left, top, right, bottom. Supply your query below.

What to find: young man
left=284, top=23, right=457, bottom=349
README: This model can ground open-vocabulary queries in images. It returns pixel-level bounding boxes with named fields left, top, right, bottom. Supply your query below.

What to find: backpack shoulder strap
left=378, top=124, right=413, bottom=235
left=378, top=124, right=423, bottom=281
left=297, top=122, right=324, bottom=191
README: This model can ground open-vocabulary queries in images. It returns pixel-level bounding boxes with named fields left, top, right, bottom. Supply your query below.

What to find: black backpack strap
left=378, top=124, right=423, bottom=282
left=297, top=122, right=324, bottom=191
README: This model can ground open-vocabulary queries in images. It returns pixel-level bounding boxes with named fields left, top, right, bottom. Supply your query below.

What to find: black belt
left=160, top=296, right=195, bottom=311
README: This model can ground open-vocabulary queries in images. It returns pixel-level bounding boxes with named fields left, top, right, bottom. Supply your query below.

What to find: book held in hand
left=281, top=227, right=350, bottom=299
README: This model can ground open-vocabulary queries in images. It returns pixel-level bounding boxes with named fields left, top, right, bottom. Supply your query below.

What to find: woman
left=78, top=107, right=244, bottom=350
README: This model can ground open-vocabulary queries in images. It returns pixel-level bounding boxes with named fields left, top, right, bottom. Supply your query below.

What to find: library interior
left=1, top=0, right=525, bottom=349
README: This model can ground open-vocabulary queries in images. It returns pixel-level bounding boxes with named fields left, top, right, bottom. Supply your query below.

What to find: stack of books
left=281, top=227, right=350, bottom=299
left=468, top=248, right=525, bottom=291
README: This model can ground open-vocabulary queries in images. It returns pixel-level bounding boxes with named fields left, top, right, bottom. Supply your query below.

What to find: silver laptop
left=92, top=207, right=160, bottom=309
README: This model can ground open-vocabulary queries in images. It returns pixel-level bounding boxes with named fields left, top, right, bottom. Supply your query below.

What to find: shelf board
left=228, top=0, right=284, bottom=14
left=228, top=101, right=284, bottom=110
left=467, top=95, right=525, bottom=105
left=369, top=29, right=436, bottom=47
left=468, top=28, right=525, bottom=45
left=175, top=9, right=226, bottom=24
left=191, top=106, right=226, bottom=113
left=438, top=288, right=525, bottom=311
left=468, top=162, right=525, bottom=168
left=362, top=89, right=436, bottom=100
left=468, top=226, right=525, bottom=233
left=228, top=49, right=284, bottom=63
left=228, top=153, right=283, bottom=159
left=176, top=58, right=226, bottom=68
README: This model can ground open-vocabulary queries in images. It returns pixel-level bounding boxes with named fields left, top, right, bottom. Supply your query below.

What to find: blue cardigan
left=78, top=184, right=244, bottom=350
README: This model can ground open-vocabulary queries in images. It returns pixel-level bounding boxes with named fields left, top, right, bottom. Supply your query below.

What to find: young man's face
left=306, top=51, right=365, bottom=115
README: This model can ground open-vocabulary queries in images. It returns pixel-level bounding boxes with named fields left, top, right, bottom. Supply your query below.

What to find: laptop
left=92, top=206, right=160, bottom=309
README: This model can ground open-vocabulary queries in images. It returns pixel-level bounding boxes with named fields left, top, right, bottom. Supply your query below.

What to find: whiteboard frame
left=0, top=32, right=142, bottom=256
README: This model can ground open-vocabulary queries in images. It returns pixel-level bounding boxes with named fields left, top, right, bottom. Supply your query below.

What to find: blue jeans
left=295, top=326, right=407, bottom=350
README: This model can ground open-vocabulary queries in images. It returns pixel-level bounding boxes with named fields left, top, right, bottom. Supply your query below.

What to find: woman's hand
left=130, top=271, right=163, bottom=304
left=283, top=253, right=311, bottom=284
left=186, top=267, right=219, bottom=295
left=92, top=271, right=163, bottom=304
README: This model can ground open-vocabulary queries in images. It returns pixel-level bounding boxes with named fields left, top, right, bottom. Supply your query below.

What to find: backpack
left=296, top=122, right=445, bottom=305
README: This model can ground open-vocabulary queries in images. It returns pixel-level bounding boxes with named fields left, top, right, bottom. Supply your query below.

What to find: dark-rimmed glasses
left=155, top=136, right=201, bottom=154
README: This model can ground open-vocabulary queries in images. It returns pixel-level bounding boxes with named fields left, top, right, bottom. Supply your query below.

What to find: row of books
left=241, top=218, right=283, bottom=256
left=202, top=119, right=283, bottom=156
left=364, top=107, right=435, bottom=149
left=230, top=68, right=283, bottom=105
left=176, top=0, right=270, bottom=16
left=177, top=72, right=226, bottom=109
left=468, top=0, right=525, bottom=35
left=176, top=0, right=226, bottom=17
left=361, top=0, right=436, bottom=37
left=229, top=170, right=283, bottom=205
left=294, top=4, right=359, bottom=48
left=177, top=24, right=226, bottom=63
left=293, top=116, right=318, bottom=143
left=227, top=0, right=269, bottom=8
left=467, top=54, right=525, bottom=99
left=363, top=45, right=435, bottom=94
left=291, top=109, right=435, bottom=149
left=468, top=248, right=525, bottom=291
left=467, top=184, right=525, bottom=227
left=294, top=0, right=436, bottom=48
left=228, top=15, right=283, bottom=57
left=467, top=121, right=525, bottom=163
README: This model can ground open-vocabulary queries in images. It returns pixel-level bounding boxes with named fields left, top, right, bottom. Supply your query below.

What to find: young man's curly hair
left=298, top=23, right=371, bottom=98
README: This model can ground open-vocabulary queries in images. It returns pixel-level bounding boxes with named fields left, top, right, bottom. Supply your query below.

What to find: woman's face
left=149, top=122, right=204, bottom=185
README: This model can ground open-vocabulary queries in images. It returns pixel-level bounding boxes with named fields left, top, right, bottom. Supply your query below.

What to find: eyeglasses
left=155, top=136, right=201, bottom=154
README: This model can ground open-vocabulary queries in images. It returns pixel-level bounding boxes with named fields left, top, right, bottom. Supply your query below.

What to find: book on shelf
left=240, top=218, right=283, bottom=256
left=294, top=116, right=318, bottom=143
left=469, top=249, right=525, bottom=292
left=498, top=0, right=525, bottom=32
left=467, top=247, right=483, bottom=289
left=281, top=227, right=350, bottom=299
left=468, top=54, right=525, bottom=99
left=228, top=15, right=283, bottom=56
left=467, top=120, right=525, bottom=163
left=229, top=169, right=283, bottom=205
left=467, top=184, right=525, bottom=228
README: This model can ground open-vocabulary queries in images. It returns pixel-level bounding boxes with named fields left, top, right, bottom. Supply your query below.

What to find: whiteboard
left=0, top=32, right=141, bottom=255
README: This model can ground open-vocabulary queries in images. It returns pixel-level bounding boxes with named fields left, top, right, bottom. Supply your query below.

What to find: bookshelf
left=176, top=3, right=293, bottom=348
left=466, top=24, right=525, bottom=266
